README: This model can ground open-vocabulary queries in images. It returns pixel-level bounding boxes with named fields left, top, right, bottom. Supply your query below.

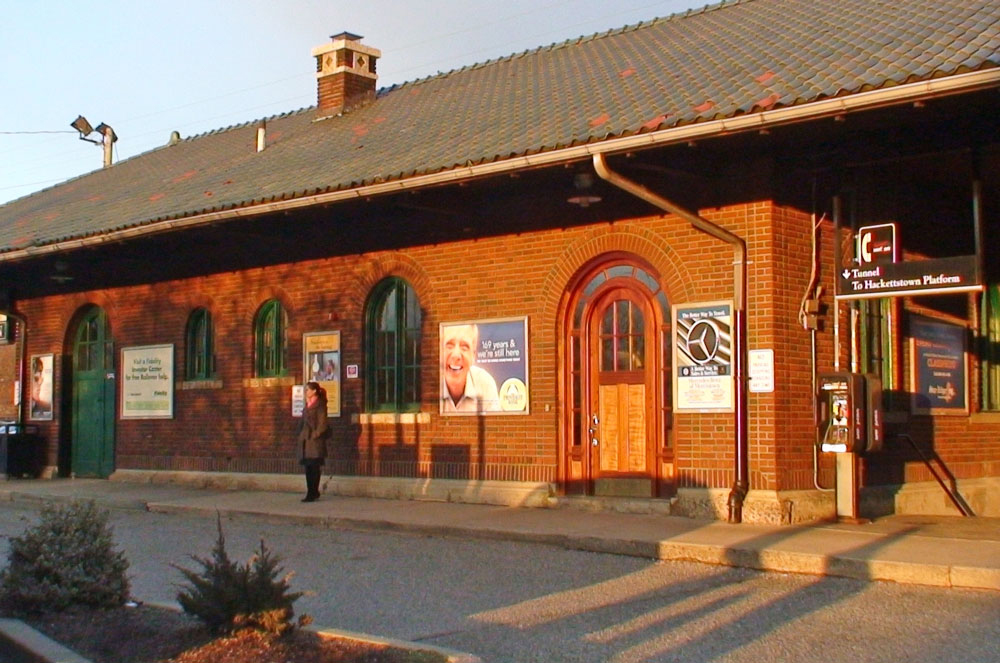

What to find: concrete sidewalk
left=1, top=477, right=997, bottom=591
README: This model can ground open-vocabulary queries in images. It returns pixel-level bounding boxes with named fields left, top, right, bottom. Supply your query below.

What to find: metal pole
left=832, top=195, right=842, bottom=372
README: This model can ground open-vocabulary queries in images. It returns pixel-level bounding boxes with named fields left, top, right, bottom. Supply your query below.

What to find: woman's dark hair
left=306, top=381, right=327, bottom=401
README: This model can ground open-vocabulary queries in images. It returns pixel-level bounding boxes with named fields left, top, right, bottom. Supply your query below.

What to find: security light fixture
left=70, top=115, right=117, bottom=167
left=71, top=115, right=100, bottom=144
left=95, top=122, right=118, bottom=144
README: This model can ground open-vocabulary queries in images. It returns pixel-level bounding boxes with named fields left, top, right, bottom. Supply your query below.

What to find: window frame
left=364, top=277, right=422, bottom=412
left=254, top=299, right=288, bottom=378
left=185, top=308, right=215, bottom=380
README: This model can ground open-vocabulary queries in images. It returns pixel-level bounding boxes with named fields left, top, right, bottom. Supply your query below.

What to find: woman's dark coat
left=298, top=398, right=329, bottom=461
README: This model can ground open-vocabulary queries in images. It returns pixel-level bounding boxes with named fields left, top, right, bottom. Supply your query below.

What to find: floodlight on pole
left=70, top=115, right=99, bottom=144
left=70, top=115, right=117, bottom=167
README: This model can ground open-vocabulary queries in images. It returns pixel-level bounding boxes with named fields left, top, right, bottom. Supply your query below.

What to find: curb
left=314, top=627, right=482, bottom=663
left=0, top=618, right=93, bottom=663
left=0, top=489, right=151, bottom=512
left=0, top=605, right=482, bottom=663
left=142, top=601, right=482, bottom=662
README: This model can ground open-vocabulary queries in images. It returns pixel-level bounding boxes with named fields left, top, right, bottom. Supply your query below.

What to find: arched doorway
left=69, top=306, right=116, bottom=477
left=563, top=257, right=673, bottom=498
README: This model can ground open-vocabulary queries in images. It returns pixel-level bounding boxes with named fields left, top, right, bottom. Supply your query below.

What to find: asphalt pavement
left=0, top=477, right=997, bottom=592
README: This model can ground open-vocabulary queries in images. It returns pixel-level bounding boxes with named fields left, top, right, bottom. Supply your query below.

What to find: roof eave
left=4, top=66, right=999, bottom=264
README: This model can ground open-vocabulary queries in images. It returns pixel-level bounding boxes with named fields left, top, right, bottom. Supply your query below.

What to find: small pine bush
left=174, top=516, right=308, bottom=635
left=0, top=501, right=130, bottom=613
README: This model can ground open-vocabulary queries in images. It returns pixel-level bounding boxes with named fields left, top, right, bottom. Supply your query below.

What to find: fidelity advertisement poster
left=121, top=344, right=174, bottom=419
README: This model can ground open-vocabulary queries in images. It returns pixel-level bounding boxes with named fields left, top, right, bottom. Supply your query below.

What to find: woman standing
left=298, top=381, right=329, bottom=502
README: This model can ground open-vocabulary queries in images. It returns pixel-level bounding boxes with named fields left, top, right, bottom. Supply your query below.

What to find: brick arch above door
left=538, top=222, right=696, bottom=325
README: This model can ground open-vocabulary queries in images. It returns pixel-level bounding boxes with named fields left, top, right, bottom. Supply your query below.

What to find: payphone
left=816, top=372, right=883, bottom=454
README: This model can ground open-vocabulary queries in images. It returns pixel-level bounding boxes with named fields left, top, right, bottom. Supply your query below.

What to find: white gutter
left=4, top=68, right=999, bottom=264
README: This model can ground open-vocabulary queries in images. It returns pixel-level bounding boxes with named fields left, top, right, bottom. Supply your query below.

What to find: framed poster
left=440, top=316, right=529, bottom=415
left=121, top=345, right=174, bottom=419
left=672, top=301, right=735, bottom=412
left=909, top=316, right=968, bottom=415
left=303, top=331, right=341, bottom=417
left=29, top=353, right=54, bottom=421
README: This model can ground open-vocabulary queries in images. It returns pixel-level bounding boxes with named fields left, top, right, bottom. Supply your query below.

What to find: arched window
left=254, top=299, right=288, bottom=378
left=185, top=308, right=214, bottom=380
left=365, top=278, right=421, bottom=411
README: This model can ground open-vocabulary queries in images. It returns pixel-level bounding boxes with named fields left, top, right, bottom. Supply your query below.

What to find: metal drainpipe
left=592, top=153, right=750, bottom=523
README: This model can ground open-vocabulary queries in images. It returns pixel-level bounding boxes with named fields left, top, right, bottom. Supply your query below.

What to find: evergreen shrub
left=0, top=500, right=130, bottom=613
left=174, top=516, right=309, bottom=635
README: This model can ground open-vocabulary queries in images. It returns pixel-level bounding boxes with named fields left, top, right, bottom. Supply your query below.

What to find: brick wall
left=14, top=200, right=999, bottom=491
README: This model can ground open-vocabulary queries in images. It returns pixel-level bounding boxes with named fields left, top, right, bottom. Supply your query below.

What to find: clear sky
left=0, top=0, right=705, bottom=206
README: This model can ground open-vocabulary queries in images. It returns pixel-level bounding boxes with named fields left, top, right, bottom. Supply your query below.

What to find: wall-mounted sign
left=836, top=254, right=980, bottom=300
left=28, top=353, right=54, bottom=421
left=857, top=223, right=897, bottom=266
left=346, top=364, right=359, bottom=379
left=121, top=344, right=174, bottom=419
left=748, top=349, right=774, bottom=394
left=440, top=316, right=529, bottom=415
left=291, top=384, right=305, bottom=418
left=303, top=331, right=341, bottom=417
left=673, top=301, right=734, bottom=412
left=909, top=317, right=968, bottom=416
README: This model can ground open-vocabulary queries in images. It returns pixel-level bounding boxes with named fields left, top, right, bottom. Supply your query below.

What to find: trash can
left=0, top=423, right=42, bottom=478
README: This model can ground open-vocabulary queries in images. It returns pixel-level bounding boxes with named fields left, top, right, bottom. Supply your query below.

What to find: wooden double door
left=590, top=289, right=653, bottom=488
left=566, top=263, right=672, bottom=498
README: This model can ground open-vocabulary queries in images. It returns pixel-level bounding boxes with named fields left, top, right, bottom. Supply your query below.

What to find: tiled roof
left=2, top=0, right=999, bottom=254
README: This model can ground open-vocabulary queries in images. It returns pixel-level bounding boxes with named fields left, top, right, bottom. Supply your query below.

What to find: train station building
left=1, top=0, right=998, bottom=523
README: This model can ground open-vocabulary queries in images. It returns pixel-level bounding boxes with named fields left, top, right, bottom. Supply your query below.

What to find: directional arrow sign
left=836, top=255, right=981, bottom=300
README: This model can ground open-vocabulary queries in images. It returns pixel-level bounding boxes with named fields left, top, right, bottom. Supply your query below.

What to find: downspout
left=592, top=153, right=750, bottom=523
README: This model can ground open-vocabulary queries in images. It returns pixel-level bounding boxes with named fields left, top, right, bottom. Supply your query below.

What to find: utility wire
left=1, top=0, right=685, bottom=196
left=0, top=130, right=76, bottom=135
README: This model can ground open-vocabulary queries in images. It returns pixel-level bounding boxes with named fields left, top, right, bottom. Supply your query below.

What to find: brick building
left=2, top=0, right=999, bottom=523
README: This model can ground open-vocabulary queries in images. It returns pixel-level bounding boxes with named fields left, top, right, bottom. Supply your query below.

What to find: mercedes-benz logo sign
left=686, top=319, right=720, bottom=365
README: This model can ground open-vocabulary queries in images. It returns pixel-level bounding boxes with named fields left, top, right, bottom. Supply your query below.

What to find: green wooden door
left=72, top=307, right=115, bottom=477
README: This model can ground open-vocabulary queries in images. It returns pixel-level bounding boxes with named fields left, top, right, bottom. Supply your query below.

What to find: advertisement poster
left=673, top=301, right=735, bottom=412
left=121, top=345, right=174, bottom=419
left=909, top=317, right=968, bottom=415
left=303, top=331, right=341, bottom=417
left=440, top=317, right=529, bottom=415
left=29, top=353, right=54, bottom=421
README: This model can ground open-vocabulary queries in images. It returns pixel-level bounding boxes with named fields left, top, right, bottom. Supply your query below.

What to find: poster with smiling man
left=440, top=317, right=529, bottom=415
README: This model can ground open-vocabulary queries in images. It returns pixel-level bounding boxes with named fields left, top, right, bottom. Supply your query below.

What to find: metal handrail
left=895, top=434, right=974, bottom=517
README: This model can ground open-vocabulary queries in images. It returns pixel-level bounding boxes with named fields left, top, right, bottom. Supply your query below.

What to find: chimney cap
left=330, top=31, right=363, bottom=42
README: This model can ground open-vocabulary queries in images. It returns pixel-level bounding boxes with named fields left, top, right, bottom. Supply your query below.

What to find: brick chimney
left=311, top=32, right=381, bottom=115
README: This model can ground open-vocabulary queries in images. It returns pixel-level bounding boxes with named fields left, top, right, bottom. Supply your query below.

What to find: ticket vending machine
left=816, top=372, right=883, bottom=520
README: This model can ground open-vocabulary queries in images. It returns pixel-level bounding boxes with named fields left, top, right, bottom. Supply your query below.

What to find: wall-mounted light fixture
left=567, top=171, right=602, bottom=208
